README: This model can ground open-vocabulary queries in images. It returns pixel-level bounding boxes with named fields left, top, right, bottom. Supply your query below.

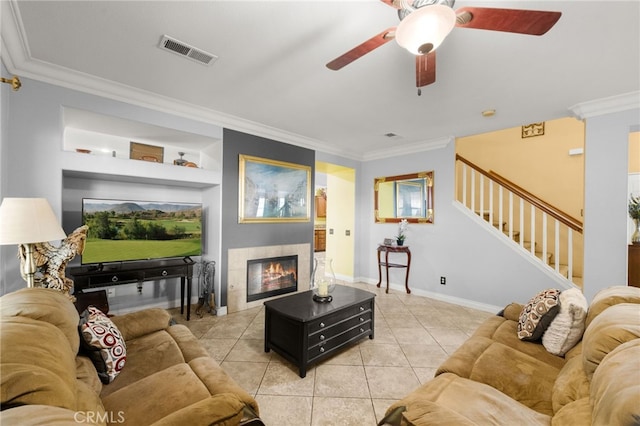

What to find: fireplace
left=246, top=255, right=297, bottom=302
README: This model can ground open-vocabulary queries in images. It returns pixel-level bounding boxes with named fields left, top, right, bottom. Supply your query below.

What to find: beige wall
left=457, top=117, right=585, bottom=220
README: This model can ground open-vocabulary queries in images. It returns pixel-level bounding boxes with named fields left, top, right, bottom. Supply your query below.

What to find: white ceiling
left=2, top=1, right=639, bottom=160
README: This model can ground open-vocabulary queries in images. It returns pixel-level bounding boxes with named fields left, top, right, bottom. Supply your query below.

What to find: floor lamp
left=0, top=198, right=67, bottom=287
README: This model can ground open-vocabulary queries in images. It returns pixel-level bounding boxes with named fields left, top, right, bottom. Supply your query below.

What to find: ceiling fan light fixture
left=395, top=4, right=456, bottom=55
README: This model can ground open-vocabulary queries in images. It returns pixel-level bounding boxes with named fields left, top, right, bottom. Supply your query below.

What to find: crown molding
left=361, top=136, right=453, bottom=161
left=1, top=0, right=455, bottom=163
left=569, top=91, right=640, bottom=120
left=1, top=1, right=364, bottom=161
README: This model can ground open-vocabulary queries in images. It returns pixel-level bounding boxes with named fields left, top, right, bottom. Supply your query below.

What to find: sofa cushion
left=150, top=393, right=246, bottom=426
left=101, top=363, right=212, bottom=426
left=79, top=306, right=127, bottom=384
left=109, top=308, right=171, bottom=341
left=382, top=373, right=551, bottom=426
left=551, top=355, right=590, bottom=414
left=542, top=288, right=588, bottom=356
left=0, top=288, right=80, bottom=353
left=585, top=285, right=640, bottom=328
left=0, top=405, right=106, bottom=426
left=75, top=355, right=103, bottom=395
left=469, top=315, right=566, bottom=370
left=467, top=342, right=560, bottom=415
left=590, top=339, right=640, bottom=425
left=518, top=288, right=561, bottom=341
left=551, top=398, right=592, bottom=426
left=0, top=316, right=78, bottom=410
left=582, top=303, right=640, bottom=380
left=100, top=329, right=186, bottom=398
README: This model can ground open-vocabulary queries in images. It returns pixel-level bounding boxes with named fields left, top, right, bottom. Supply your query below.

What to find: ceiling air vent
left=159, top=35, right=218, bottom=66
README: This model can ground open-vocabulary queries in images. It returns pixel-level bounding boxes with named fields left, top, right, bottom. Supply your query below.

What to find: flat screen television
left=81, top=198, right=203, bottom=265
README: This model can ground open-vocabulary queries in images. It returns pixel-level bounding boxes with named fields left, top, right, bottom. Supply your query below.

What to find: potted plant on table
left=396, top=219, right=409, bottom=246
left=630, top=194, right=640, bottom=244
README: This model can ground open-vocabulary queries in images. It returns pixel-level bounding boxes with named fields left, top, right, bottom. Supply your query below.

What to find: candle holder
left=311, top=257, right=336, bottom=303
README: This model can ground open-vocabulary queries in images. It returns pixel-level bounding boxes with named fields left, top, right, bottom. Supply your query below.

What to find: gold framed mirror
left=374, top=171, right=434, bottom=223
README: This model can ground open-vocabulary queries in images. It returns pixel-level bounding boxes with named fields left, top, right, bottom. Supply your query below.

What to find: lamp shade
left=0, top=198, right=67, bottom=245
left=395, top=4, right=456, bottom=55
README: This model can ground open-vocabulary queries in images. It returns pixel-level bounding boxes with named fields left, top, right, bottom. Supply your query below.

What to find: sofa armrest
left=149, top=393, right=248, bottom=426
left=110, top=308, right=171, bottom=341
left=502, top=302, right=524, bottom=322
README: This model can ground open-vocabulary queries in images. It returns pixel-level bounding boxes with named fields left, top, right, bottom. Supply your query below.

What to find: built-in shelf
left=60, top=150, right=220, bottom=188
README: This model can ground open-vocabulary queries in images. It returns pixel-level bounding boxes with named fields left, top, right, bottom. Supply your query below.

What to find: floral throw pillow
left=517, top=288, right=561, bottom=341
left=79, top=306, right=126, bottom=384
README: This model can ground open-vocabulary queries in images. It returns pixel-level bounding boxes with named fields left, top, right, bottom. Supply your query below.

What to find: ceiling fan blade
left=416, top=50, right=436, bottom=88
left=455, top=7, right=561, bottom=36
left=380, top=0, right=400, bottom=9
left=326, top=28, right=396, bottom=71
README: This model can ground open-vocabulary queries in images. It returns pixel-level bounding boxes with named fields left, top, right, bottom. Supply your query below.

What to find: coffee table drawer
left=307, top=301, right=373, bottom=334
left=308, top=320, right=373, bottom=361
left=308, top=311, right=372, bottom=346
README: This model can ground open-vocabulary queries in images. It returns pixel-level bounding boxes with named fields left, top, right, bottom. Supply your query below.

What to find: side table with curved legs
left=376, top=244, right=411, bottom=294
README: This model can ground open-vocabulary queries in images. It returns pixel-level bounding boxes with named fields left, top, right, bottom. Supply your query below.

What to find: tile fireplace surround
left=227, top=244, right=311, bottom=314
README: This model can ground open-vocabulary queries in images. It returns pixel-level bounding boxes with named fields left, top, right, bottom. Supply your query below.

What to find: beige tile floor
left=171, top=282, right=493, bottom=426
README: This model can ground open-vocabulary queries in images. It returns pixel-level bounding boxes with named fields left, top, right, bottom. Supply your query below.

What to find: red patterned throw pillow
left=79, top=306, right=126, bottom=384
left=517, top=288, right=561, bottom=341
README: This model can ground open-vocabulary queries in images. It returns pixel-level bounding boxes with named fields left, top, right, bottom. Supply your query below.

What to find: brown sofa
left=380, top=286, right=640, bottom=425
left=0, top=288, right=263, bottom=425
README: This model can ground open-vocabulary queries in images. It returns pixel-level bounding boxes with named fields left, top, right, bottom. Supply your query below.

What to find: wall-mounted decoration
left=238, top=155, right=311, bottom=223
left=374, top=171, right=434, bottom=224
left=130, top=142, right=164, bottom=163
left=521, top=122, right=545, bottom=138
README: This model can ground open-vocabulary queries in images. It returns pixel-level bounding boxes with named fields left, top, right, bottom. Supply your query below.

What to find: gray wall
left=220, top=129, right=315, bottom=306
left=1, top=71, right=637, bottom=312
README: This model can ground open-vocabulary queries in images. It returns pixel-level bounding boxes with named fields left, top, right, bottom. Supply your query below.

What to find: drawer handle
left=320, top=322, right=325, bottom=328
left=320, top=347, right=325, bottom=353
left=111, top=276, right=118, bottom=283
left=360, top=328, right=365, bottom=333
left=359, top=317, right=364, bottom=322
left=360, top=306, right=365, bottom=311
left=320, top=335, right=325, bottom=340
left=162, top=270, right=168, bottom=276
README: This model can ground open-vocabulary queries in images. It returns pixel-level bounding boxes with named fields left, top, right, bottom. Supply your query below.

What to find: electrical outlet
left=440, top=276, right=446, bottom=285
left=107, top=288, right=115, bottom=297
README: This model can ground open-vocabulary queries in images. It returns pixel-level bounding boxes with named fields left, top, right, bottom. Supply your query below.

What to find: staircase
left=456, top=154, right=583, bottom=287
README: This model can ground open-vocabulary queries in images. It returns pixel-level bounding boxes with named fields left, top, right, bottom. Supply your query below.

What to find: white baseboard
left=358, top=280, right=503, bottom=313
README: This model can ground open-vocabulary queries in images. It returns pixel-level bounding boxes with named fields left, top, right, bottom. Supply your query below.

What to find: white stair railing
left=456, top=155, right=583, bottom=284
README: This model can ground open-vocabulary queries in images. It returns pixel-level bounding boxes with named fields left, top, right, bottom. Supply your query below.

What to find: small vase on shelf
left=632, top=219, right=640, bottom=245
left=396, top=239, right=404, bottom=246
left=311, top=257, right=336, bottom=303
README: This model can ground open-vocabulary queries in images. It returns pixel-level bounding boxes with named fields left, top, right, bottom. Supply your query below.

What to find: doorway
left=315, top=161, right=355, bottom=282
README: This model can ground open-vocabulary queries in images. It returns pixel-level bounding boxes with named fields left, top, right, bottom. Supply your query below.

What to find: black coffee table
left=264, top=285, right=376, bottom=378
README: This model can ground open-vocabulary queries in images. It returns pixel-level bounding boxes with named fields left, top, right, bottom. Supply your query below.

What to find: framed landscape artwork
left=238, top=155, right=311, bottom=223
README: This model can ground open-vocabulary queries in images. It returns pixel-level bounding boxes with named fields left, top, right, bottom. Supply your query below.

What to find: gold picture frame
left=238, top=155, right=311, bottom=223
left=521, top=122, right=545, bottom=138
left=130, top=142, right=164, bottom=163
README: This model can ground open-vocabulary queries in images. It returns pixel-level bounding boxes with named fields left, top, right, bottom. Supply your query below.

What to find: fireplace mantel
left=227, top=244, right=311, bottom=313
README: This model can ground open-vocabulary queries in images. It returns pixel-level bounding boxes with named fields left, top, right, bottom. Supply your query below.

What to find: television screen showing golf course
left=81, top=198, right=202, bottom=264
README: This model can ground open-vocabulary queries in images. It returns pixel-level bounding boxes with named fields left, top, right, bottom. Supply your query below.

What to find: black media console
left=68, top=257, right=195, bottom=320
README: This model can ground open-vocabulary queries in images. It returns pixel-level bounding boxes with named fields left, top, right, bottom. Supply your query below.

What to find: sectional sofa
left=0, top=287, right=263, bottom=425
left=379, top=285, right=640, bottom=425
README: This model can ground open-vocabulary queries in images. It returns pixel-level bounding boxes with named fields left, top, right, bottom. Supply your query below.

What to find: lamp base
left=313, top=294, right=333, bottom=303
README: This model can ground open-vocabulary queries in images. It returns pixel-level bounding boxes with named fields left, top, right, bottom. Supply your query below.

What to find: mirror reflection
left=375, top=171, right=434, bottom=223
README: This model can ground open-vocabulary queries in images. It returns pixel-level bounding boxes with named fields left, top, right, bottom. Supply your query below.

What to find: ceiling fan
left=326, top=0, right=561, bottom=94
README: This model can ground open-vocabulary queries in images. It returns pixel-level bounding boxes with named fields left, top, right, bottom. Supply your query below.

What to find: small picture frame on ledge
left=130, top=142, right=164, bottom=163
left=383, top=238, right=395, bottom=246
